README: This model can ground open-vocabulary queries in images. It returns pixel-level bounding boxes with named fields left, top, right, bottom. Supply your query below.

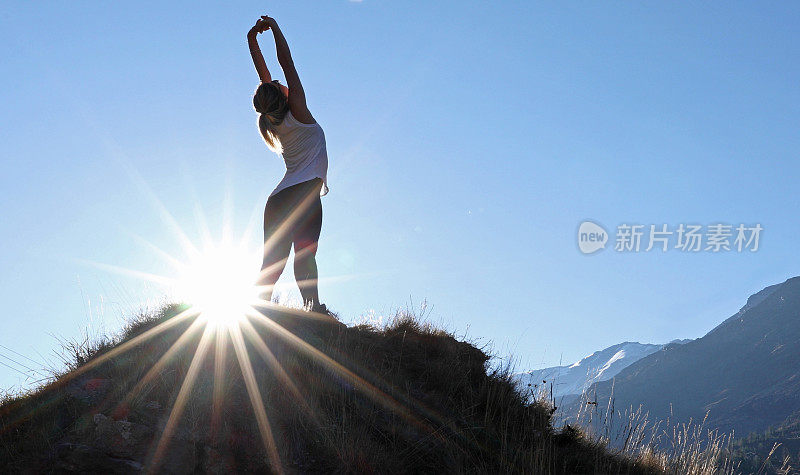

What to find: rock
left=50, top=442, right=143, bottom=473
left=111, top=402, right=130, bottom=421
left=66, top=377, right=112, bottom=405
left=92, top=413, right=151, bottom=459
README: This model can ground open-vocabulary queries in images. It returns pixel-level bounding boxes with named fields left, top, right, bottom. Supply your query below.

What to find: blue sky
left=2, top=1, right=799, bottom=390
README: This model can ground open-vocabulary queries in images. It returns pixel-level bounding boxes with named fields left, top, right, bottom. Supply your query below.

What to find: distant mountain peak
left=516, top=341, right=665, bottom=399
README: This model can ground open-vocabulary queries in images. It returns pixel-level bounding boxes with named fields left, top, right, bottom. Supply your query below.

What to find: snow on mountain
left=515, top=341, right=674, bottom=399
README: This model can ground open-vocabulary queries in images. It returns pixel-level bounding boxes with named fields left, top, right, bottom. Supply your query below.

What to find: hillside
left=730, top=408, right=800, bottom=474
left=0, top=304, right=673, bottom=474
left=564, top=276, right=800, bottom=446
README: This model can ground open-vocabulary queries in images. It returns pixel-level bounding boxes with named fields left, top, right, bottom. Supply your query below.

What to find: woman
left=249, top=15, right=331, bottom=316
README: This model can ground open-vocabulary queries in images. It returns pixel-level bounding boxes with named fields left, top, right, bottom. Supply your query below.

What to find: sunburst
left=174, top=241, right=261, bottom=328
left=0, top=67, right=456, bottom=471
left=55, top=176, right=443, bottom=473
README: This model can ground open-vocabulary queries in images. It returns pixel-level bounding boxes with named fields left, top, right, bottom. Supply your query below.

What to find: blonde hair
left=253, top=81, right=289, bottom=153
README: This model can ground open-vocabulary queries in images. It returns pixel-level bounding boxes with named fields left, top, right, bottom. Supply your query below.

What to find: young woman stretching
left=248, top=15, right=331, bottom=315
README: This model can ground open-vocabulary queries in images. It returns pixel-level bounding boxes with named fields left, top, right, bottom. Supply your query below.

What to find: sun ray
left=127, top=232, right=186, bottom=273
left=148, top=322, right=215, bottom=472
left=119, top=160, right=201, bottom=260
left=244, top=307, right=472, bottom=448
left=228, top=323, right=283, bottom=473
left=244, top=309, right=422, bottom=427
left=238, top=317, right=316, bottom=421
left=251, top=299, right=335, bottom=325
left=222, top=178, right=235, bottom=245
left=210, top=322, right=229, bottom=438
left=115, top=316, right=207, bottom=411
left=285, top=262, right=377, bottom=297
left=60, top=307, right=198, bottom=384
left=0, top=307, right=199, bottom=440
left=73, top=258, right=177, bottom=288
left=255, top=187, right=321, bottom=286
left=193, top=201, right=214, bottom=249
left=239, top=200, right=264, bottom=249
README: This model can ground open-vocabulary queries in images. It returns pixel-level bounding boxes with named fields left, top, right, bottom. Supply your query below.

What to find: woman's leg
left=293, top=180, right=323, bottom=309
left=257, top=193, right=294, bottom=303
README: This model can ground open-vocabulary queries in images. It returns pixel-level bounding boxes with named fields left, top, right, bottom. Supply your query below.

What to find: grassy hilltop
left=1, top=303, right=724, bottom=474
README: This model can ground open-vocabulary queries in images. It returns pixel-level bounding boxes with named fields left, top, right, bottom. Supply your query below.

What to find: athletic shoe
left=310, top=303, right=345, bottom=327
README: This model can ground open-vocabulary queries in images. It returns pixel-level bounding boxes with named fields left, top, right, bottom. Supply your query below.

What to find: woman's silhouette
left=248, top=15, right=331, bottom=315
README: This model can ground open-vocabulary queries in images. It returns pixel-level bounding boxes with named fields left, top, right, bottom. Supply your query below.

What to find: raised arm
left=248, top=19, right=272, bottom=83
left=261, top=16, right=315, bottom=124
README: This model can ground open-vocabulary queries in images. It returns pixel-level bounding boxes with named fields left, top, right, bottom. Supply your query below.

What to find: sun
left=175, top=242, right=262, bottom=326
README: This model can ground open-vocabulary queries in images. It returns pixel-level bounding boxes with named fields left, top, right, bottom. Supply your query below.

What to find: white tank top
left=269, top=109, right=329, bottom=197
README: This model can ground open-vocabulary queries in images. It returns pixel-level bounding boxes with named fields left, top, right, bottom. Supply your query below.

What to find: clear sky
left=2, top=1, right=799, bottom=391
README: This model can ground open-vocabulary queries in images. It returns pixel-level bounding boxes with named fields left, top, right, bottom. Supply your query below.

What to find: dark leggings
left=259, top=178, right=323, bottom=307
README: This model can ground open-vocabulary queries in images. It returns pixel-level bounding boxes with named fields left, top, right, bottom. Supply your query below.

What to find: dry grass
left=528, top=374, right=743, bottom=474
left=0, top=303, right=733, bottom=473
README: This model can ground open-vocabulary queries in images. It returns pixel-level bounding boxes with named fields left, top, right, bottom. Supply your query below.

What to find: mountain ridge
left=564, top=276, right=800, bottom=439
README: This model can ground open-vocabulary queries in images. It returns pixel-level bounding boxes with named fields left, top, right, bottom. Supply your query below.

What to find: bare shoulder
left=289, top=104, right=316, bottom=125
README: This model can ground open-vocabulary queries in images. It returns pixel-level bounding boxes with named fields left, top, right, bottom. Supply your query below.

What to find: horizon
left=2, top=2, right=800, bottom=391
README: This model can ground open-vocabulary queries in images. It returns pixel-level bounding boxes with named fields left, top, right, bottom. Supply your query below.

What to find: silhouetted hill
left=0, top=304, right=669, bottom=474
left=564, top=276, right=800, bottom=449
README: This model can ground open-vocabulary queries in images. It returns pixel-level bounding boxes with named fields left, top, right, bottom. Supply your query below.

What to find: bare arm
left=248, top=19, right=271, bottom=83
left=262, top=16, right=314, bottom=124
